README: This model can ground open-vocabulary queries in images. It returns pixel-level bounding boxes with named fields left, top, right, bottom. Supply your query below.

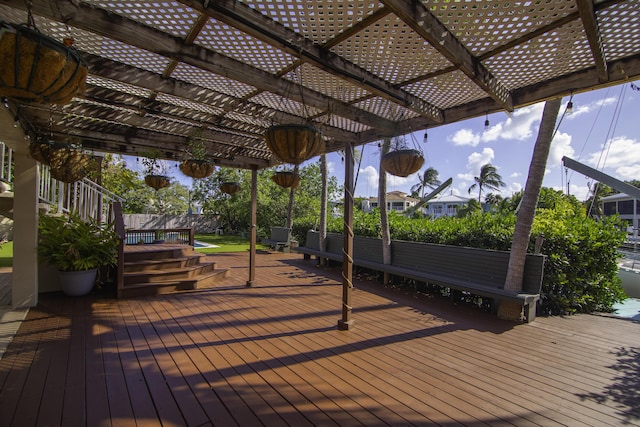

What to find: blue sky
left=142, top=81, right=640, bottom=202
left=326, top=81, right=640, bottom=202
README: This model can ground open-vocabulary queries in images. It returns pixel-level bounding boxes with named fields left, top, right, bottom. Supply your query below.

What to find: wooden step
left=120, top=268, right=231, bottom=298
left=123, top=261, right=218, bottom=285
left=124, top=254, right=206, bottom=273
left=123, top=246, right=199, bottom=263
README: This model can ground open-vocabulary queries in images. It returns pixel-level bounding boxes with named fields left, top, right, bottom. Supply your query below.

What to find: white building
left=362, top=191, right=420, bottom=213
left=601, top=193, right=639, bottom=229
left=423, top=194, right=471, bottom=218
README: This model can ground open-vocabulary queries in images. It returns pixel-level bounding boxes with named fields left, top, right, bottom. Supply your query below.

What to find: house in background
left=601, top=193, right=639, bottom=231
left=362, top=191, right=420, bottom=213
left=423, top=193, right=471, bottom=218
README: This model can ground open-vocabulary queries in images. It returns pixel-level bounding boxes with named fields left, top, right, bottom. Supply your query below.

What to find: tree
left=501, top=98, right=562, bottom=321
left=456, top=199, right=482, bottom=217
left=410, top=167, right=441, bottom=198
left=190, top=162, right=340, bottom=238
left=468, top=163, right=506, bottom=202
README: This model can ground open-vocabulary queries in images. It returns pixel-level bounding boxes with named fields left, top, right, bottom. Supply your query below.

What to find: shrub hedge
left=294, top=205, right=627, bottom=316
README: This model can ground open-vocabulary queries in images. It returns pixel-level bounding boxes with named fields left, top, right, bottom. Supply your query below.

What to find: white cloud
left=481, top=103, right=545, bottom=143
left=586, top=136, right=640, bottom=180
left=326, top=160, right=337, bottom=175
left=449, top=128, right=480, bottom=147
left=569, top=183, right=591, bottom=201
left=387, top=173, right=410, bottom=188
left=356, top=165, right=379, bottom=196
left=505, top=182, right=523, bottom=196
left=466, top=147, right=495, bottom=173
left=510, top=172, right=522, bottom=178
left=549, top=131, right=574, bottom=166
left=566, top=96, right=617, bottom=120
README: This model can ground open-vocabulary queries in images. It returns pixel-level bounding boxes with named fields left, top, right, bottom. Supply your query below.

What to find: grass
left=0, top=241, right=12, bottom=267
left=194, top=233, right=269, bottom=254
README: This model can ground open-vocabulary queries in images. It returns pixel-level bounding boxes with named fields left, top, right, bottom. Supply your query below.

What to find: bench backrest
left=270, top=227, right=291, bottom=242
left=392, top=240, right=544, bottom=294
left=304, top=231, right=544, bottom=294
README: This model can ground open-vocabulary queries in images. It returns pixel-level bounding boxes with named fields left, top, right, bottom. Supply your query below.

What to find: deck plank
left=1, top=252, right=639, bottom=426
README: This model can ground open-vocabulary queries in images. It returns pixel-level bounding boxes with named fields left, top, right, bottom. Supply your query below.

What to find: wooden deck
left=1, top=251, right=639, bottom=426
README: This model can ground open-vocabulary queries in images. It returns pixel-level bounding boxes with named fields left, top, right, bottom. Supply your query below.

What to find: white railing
left=38, top=165, right=124, bottom=222
left=0, top=141, right=124, bottom=223
left=0, top=142, right=13, bottom=184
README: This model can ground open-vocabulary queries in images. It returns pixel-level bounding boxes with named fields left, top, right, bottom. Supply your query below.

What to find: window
left=619, top=200, right=634, bottom=214
left=603, top=202, right=617, bottom=215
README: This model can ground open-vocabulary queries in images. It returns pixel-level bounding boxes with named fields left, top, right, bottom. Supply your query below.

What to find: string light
left=1, top=98, right=8, bottom=109
left=423, top=130, right=428, bottom=144
left=484, top=112, right=490, bottom=131
left=566, top=93, right=574, bottom=115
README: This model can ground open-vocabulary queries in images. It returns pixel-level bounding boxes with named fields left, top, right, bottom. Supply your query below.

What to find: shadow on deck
left=1, top=252, right=639, bottom=426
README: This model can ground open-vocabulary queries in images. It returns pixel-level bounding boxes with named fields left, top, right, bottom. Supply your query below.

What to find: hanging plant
left=381, top=148, right=424, bottom=177
left=179, top=159, right=213, bottom=179
left=220, top=181, right=240, bottom=195
left=144, top=175, right=170, bottom=190
left=265, top=124, right=324, bottom=165
left=141, top=149, right=171, bottom=190
left=381, top=131, right=425, bottom=178
left=49, top=149, right=95, bottom=183
left=0, top=21, right=87, bottom=104
left=29, top=139, right=94, bottom=183
left=179, top=131, right=214, bottom=178
left=272, top=170, right=300, bottom=189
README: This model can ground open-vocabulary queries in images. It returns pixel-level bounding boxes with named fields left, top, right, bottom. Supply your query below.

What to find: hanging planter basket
left=272, top=171, right=300, bottom=189
left=144, top=175, right=170, bottom=190
left=381, top=149, right=425, bottom=177
left=30, top=140, right=93, bottom=183
left=220, top=181, right=240, bottom=195
left=48, top=146, right=94, bottom=183
left=179, top=159, right=214, bottom=179
left=0, top=21, right=88, bottom=104
left=264, top=124, right=324, bottom=165
left=29, top=139, right=54, bottom=164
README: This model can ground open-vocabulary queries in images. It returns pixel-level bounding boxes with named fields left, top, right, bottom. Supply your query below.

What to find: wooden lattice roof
left=2, top=0, right=639, bottom=169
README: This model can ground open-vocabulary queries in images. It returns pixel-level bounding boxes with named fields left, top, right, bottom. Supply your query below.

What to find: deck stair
left=121, top=245, right=230, bottom=298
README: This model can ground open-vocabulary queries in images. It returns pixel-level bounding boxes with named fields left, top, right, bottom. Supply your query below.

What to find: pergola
left=1, top=0, right=639, bottom=316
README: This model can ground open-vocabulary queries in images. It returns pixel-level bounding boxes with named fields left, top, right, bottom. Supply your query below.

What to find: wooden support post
left=246, top=165, right=257, bottom=287
left=338, top=142, right=355, bottom=330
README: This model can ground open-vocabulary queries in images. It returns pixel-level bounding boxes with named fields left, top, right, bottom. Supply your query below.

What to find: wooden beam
left=4, top=0, right=397, bottom=134
left=382, top=0, right=513, bottom=112
left=178, top=0, right=443, bottom=122
left=576, top=0, right=608, bottom=83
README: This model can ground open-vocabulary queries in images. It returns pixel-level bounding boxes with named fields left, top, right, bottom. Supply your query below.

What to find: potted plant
left=179, top=134, right=214, bottom=179
left=38, top=212, right=120, bottom=296
left=141, top=149, right=171, bottom=190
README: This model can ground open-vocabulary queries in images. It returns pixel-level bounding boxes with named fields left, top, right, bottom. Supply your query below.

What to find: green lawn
left=0, top=241, right=12, bottom=267
left=194, top=234, right=269, bottom=254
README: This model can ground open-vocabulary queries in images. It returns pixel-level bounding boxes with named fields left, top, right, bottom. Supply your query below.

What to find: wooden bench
left=296, top=231, right=545, bottom=322
left=262, top=227, right=292, bottom=252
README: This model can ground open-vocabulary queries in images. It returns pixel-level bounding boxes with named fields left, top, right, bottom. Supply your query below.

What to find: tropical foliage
left=191, top=161, right=341, bottom=239
left=305, top=189, right=626, bottom=316
left=468, top=163, right=506, bottom=202
left=38, top=212, right=119, bottom=272
left=410, top=167, right=441, bottom=198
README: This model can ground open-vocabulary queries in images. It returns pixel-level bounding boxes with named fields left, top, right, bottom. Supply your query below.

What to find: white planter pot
left=58, top=269, right=98, bottom=296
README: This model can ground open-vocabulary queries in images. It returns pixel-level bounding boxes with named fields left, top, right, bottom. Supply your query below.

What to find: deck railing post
left=338, top=142, right=355, bottom=330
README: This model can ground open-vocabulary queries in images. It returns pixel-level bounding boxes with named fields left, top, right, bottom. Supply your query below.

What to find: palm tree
left=484, top=192, right=503, bottom=212
left=501, top=98, right=562, bottom=321
left=456, top=199, right=482, bottom=217
left=468, top=163, right=506, bottom=202
left=410, top=167, right=441, bottom=198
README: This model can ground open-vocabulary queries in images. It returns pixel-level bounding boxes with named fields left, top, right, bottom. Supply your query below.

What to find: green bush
left=326, top=204, right=626, bottom=315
